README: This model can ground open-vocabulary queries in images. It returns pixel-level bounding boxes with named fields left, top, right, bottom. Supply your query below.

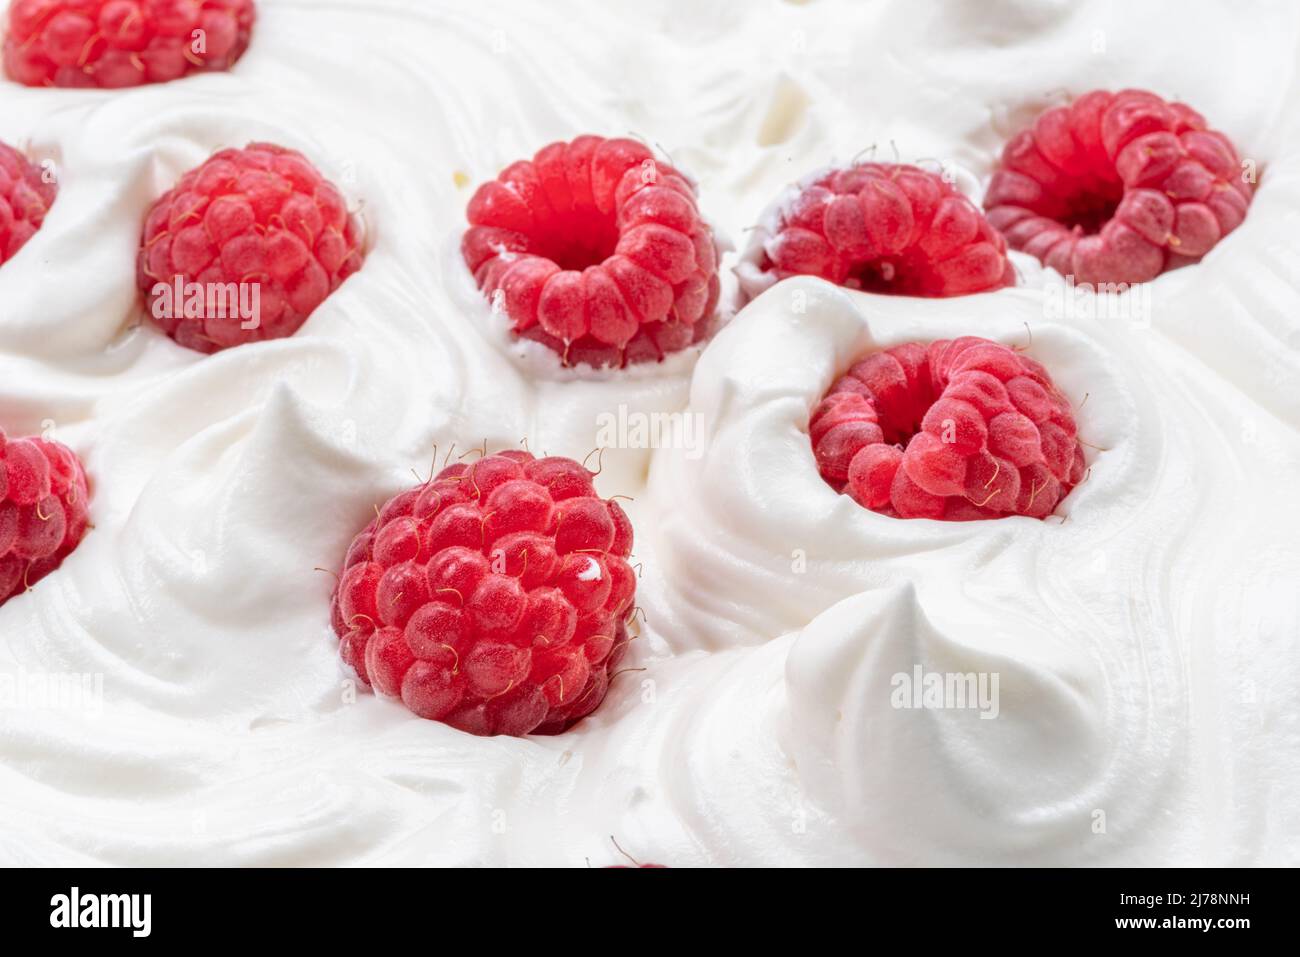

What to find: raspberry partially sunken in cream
left=462, top=135, right=721, bottom=368
left=331, top=451, right=636, bottom=737
left=3, top=0, right=256, bottom=88
left=0, top=429, right=90, bottom=607
left=738, top=162, right=1014, bottom=300
left=137, top=143, right=364, bottom=352
left=984, top=89, right=1255, bottom=284
left=812, top=336, right=1083, bottom=520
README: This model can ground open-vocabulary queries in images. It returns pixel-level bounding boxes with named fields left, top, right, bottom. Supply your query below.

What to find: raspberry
left=4, top=0, right=255, bottom=88
left=810, top=337, right=1084, bottom=521
left=0, top=140, right=57, bottom=266
left=136, top=143, right=364, bottom=353
left=461, top=135, right=721, bottom=368
left=0, top=428, right=91, bottom=606
left=740, top=163, right=1014, bottom=299
left=984, top=89, right=1255, bottom=284
left=330, top=451, right=637, bottom=737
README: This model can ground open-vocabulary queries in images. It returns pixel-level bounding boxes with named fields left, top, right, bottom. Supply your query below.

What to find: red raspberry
left=136, top=143, right=365, bottom=353
left=742, top=163, right=1013, bottom=299
left=330, top=451, right=637, bottom=737
left=0, top=428, right=91, bottom=606
left=0, top=140, right=57, bottom=266
left=984, top=89, right=1255, bottom=285
left=461, top=135, right=721, bottom=369
left=4, top=0, right=255, bottom=88
left=811, top=337, right=1085, bottom=521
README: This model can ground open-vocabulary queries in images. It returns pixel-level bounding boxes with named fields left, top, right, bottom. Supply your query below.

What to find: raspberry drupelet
left=331, top=450, right=637, bottom=737
left=4, top=0, right=256, bottom=88
left=462, top=135, right=721, bottom=369
left=984, top=89, right=1255, bottom=285
left=0, top=140, right=57, bottom=266
left=741, top=163, right=1014, bottom=299
left=811, top=337, right=1085, bottom=521
left=136, top=143, right=365, bottom=353
left=0, top=428, right=91, bottom=606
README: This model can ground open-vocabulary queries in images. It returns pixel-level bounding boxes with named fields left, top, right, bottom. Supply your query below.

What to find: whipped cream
left=1, top=0, right=1298, bottom=866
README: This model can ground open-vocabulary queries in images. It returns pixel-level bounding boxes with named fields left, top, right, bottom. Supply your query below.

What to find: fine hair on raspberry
left=811, top=337, right=1085, bottom=521
left=4, top=0, right=256, bottom=89
left=984, top=89, right=1256, bottom=285
left=741, top=162, right=1014, bottom=299
left=331, top=449, right=638, bottom=737
left=0, top=428, right=92, bottom=606
left=462, top=135, right=721, bottom=369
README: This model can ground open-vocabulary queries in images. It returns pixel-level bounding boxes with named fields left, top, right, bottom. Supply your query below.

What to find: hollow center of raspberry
left=875, top=375, right=936, bottom=446
left=847, top=257, right=904, bottom=294
left=845, top=253, right=929, bottom=297
left=532, top=211, right=619, bottom=271
left=1058, top=183, right=1123, bottom=235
